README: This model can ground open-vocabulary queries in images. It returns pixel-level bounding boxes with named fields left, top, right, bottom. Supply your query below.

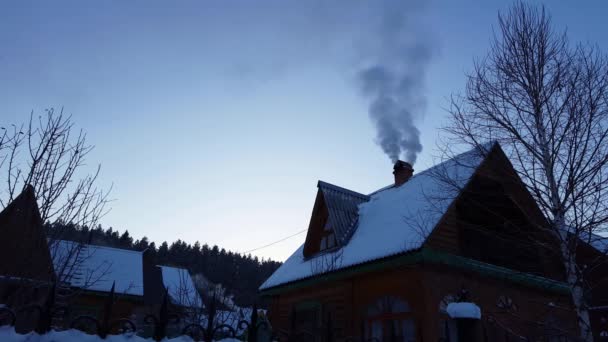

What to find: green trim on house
left=420, top=248, right=570, bottom=294
left=260, top=248, right=570, bottom=296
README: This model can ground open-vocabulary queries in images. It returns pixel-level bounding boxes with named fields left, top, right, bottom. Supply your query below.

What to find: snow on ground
left=260, top=144, right=491, bottom=290
left=0, top=326, right=242, bottom=342
left=50, top=240, right=144, bottom=296
left=446, top=302, right=482, bottom=319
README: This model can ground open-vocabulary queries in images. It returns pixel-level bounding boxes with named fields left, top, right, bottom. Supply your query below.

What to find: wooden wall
left=68, top=292, right=143, bottom=324
left=425, top=146, right=565, bottom=281
left=268, top=264, right=578, bottom=341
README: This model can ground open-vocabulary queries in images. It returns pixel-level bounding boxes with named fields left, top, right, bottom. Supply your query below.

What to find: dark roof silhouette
left=0, top=185, right=55, bottom=281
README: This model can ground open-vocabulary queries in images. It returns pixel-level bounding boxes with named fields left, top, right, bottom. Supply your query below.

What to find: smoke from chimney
left=357, top=2, right=432, bottom=165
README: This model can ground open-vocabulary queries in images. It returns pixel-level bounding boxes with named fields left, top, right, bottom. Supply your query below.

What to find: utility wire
left=242, top=229, right=307, bottom=254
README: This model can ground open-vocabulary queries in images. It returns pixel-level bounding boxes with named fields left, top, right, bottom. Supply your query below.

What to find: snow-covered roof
left=159, top=265, right=202, bottom=307
left=50, top=240, right=144, bottom=296
left=0, top=326, right=239, bottom=342
left=582, top=232, right=608, bottom=253
left=260, top=144, right=492, bottom=290
left=446, top=302, right=481, bottom=319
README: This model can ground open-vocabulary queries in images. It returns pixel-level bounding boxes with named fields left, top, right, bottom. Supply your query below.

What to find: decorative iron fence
left=0, top=281, right=272, bottom=342
left=0, top=283, right=586, bottom=342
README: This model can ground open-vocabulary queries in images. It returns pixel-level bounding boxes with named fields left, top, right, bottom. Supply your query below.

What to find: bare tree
left=442, top=3, right=608, bottom=340
left=0, top=108, right=110, bottom=232
left=0, top=109, right=111, bottom=319
left=180, top=272, right=258, bottom=339
left=168, top=269, right=205, bottom=325
left=49, top=240, right=114, bottom=292
left=309, top=249, right=344, bottom=276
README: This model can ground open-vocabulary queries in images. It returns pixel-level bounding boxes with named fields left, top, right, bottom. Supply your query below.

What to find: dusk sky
left=1, top=0, right=606, bottom=261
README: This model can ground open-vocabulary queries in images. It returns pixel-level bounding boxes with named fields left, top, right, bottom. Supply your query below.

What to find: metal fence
left=0, top=284, right=586, bottom=342
left=0, top=281, right=271, bottom=342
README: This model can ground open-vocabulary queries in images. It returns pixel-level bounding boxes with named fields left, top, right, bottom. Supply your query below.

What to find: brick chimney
left=393, top=160, right=413, bottom=186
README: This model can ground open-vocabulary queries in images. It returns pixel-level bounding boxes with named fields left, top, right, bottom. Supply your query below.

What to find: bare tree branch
left=439, top=3, right=608, bottom=340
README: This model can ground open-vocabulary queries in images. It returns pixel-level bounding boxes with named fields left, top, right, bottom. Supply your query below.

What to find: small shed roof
left=50, top=240, right=144, bottom=296
left=159, top=265, right=202, bottom=307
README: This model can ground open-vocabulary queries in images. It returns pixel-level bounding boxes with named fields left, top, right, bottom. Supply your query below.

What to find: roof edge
left=317, top=180, right=369, bottom=200
left=259, top=247, right=570, bottom=296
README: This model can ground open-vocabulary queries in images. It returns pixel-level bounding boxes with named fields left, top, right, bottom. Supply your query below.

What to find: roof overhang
left=259, top=248, right=570, bottom=296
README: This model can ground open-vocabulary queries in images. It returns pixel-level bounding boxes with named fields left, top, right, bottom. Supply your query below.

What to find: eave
left=259, top=248, right=570, bottom=296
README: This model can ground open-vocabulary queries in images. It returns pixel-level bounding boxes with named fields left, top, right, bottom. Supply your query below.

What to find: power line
left=242, top=229, right=307, bottom=254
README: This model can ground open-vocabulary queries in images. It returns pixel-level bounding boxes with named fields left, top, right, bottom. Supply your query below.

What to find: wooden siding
left=425, top=146, right=564, bottom=281
left=268, top=264, right=577, bottom=341
left=421, top=264, right=577, bottom=341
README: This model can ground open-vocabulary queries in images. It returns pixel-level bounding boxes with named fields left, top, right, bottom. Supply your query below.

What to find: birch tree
left=443, top=3, right=608, bottom=340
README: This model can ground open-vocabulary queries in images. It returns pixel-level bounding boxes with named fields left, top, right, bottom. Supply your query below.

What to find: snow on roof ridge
left=53, top=239, right=144, bottom=255
left=85, top=244, right=144, bottom=255
left=158, top=265, right=189, bottom=271
left=317, top=180, right=369, bottom=200
left=368, top=142, right=496, bottom=197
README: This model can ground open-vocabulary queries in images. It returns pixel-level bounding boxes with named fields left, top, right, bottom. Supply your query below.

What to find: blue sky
left=0, top=1, right=605, bottom=261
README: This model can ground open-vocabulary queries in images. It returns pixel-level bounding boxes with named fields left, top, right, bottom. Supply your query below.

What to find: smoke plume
left=357, top=2, right=432, bottom=164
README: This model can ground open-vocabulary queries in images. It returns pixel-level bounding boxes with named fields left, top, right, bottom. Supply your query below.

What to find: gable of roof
left=303, top=182, right=370, bottom=258
left=317, top=181, right=369, bottom=246
left=50, top=240, right=144, bottom=296
left=260, top=143, right=495, bottom=291
left=0, top=185, right=55, bottom=282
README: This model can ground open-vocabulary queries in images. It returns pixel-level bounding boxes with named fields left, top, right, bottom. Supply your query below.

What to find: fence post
left=286, top=308, right=297, bottom=342
left=325, top=312, right=333, bottom=342
left=98, top=282, right=115, bottom=338
left=248, top=304, right=259, bottom=342
left=35, top=282, right=56, bottom=334
left=204, top=293, right=217, bottom=342
left=151, top=287, right=170, bottom=341
left=360, top=320, right=365, bottom=341
left=390, top=319, right=397, bottom=342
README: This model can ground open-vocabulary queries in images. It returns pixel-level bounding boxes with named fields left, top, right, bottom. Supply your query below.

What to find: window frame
left=363, top=296, right=417, bottom=342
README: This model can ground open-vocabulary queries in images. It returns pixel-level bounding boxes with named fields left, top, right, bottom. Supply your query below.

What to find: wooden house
left=0, top=186, right=55, bottom=332
left=0, top=185, right=55, bottom=285
left=0, top=186, right=202, bottom=333
left=49, top=240, right=202, bottom=330
left=260, top=143, right=579, bottom=341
